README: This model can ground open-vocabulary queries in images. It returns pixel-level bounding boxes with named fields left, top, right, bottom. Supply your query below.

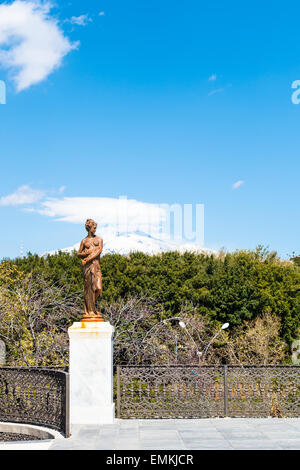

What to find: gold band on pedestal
left=81, top=313, right=104, bottom=322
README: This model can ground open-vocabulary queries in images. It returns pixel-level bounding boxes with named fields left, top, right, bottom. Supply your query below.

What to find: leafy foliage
left=9, top=246, right=300, bottom=345
left=0, top=247, right=299, bottom=366
left=0, top=272, right=82, bottom=366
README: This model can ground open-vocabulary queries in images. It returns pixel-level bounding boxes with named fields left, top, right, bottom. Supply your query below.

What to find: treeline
left=8, top=246, right=300, bottom=345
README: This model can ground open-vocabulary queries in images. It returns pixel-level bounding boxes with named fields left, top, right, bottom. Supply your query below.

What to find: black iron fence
left=0, top=368, right=69, bottom=436
left=116, top=365, right=300, bottom=419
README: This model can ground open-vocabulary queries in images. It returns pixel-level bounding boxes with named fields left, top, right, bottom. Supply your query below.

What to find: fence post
left=64, top=372, right=70, bottom=437
left=117, top=366, right=121, bottom=419
left=224, top=365, right=228, bottom=417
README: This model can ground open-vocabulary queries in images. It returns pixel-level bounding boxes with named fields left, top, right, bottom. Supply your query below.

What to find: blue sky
left=0, top=0, right=299, bottom=259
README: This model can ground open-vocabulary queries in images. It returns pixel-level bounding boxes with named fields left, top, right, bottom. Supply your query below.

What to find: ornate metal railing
left=116, top=365, right=300, bottom=419
left=0, top=368, right=69, bottom=436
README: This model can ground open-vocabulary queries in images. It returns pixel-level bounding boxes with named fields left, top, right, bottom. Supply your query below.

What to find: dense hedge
left=7, top=246, right=300, bottom=345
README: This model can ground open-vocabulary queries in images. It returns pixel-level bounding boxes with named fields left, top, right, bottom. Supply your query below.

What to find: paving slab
left=180, top=432, right=224, bottom=441
left=185, top=439, right=233, bottom=450
left=49, top=418, right=300, bottom=450
left=229, top=440, right=284, bottom=450
left=218, top=430, right=268, bottom=440
left=276, top=440, right=300, bottom=450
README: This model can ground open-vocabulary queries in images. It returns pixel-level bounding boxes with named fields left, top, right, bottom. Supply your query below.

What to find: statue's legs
left=82, top=262, right=103, bottom=320
left=95, top=269, right=102, bottom=314
left=83, top=268, right=97, bottom=315
left=95, top=270, right=102, bottom=298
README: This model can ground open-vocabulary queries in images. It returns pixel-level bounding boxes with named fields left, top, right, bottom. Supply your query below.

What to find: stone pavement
left=48, top=418, right=300, bottom=450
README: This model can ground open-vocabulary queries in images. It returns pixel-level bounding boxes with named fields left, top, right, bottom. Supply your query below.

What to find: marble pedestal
left=68, top=321, right=115, bottom=428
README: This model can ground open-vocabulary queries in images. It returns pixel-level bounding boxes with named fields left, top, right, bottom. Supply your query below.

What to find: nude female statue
left=77, top=219, right=104, bottom=321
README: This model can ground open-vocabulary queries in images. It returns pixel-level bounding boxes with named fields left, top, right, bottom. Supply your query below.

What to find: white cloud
left=232, top=180, right=245, bottom=190
left=35, top=196, right=167, bottom=236
left=0, top=0, right=78, bottom=91
left=99, top=11, right=105, bottom=16
left=2, top=188, right=203, bottom=242
left=67, top=14, right=92, bottom=26
left=0, top=185, right=45, bottom=206
left=208, top=74, right=217, bottom=81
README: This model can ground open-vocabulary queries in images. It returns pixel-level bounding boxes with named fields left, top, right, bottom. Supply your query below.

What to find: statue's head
left=85, top=218, right=97, bottom=235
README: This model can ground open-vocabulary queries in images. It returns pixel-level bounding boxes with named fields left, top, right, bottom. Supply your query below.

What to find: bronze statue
left=78, top=219, right=104, bottom=321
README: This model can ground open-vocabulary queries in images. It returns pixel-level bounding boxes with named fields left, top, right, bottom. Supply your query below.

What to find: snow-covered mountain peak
left=44, top=231, right=215, bottom=257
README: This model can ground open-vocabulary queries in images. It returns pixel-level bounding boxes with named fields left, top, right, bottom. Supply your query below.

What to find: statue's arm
left=77, top=240, right=87, bottom=259
left=99, top=237, right=103, bottom=254
left=83, top=238, right=103, bottom=264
